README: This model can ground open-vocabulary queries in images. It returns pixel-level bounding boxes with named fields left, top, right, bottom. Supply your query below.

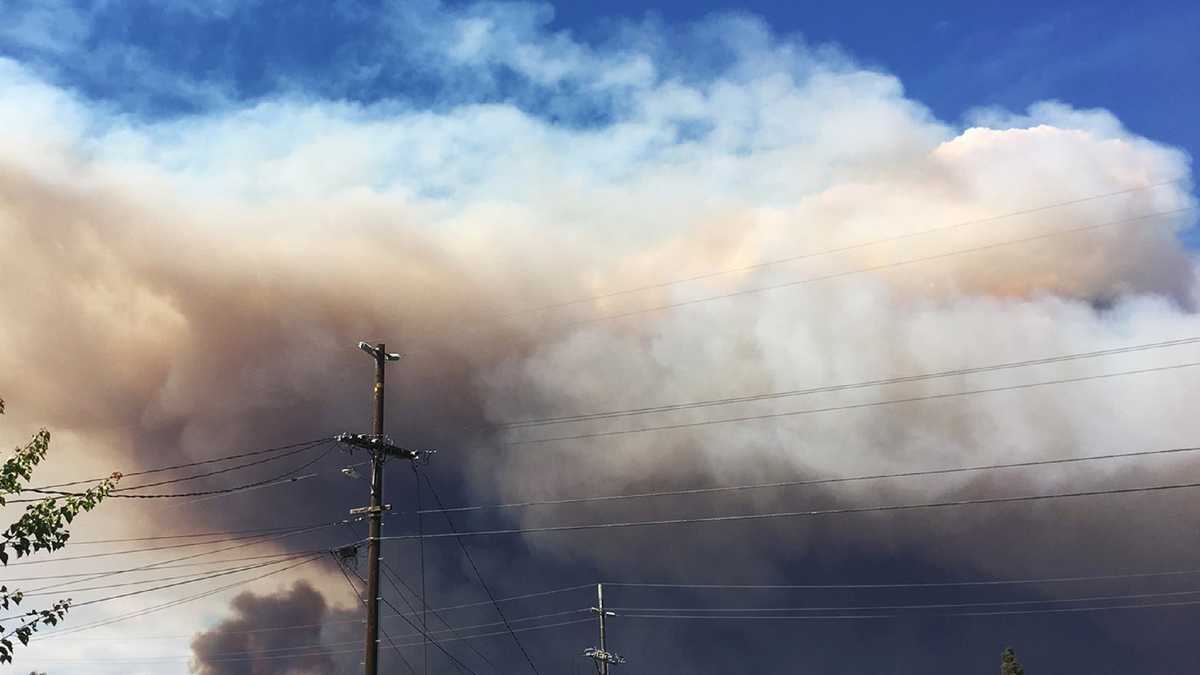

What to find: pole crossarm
left=335, top=433, right=437, bottom=463
left=584, top=648, right=626, bottom=665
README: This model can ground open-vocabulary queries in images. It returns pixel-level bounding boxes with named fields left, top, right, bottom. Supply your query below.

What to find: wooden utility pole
left=354, top=342, right=403, bottom=675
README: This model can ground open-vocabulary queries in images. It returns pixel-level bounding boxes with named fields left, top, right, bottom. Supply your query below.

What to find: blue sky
left=3, top=0, right=1198, bottom=161
left=553, top=0, right=1200, bottom=157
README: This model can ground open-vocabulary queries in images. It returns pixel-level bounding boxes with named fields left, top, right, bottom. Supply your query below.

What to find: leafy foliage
left=1002, top=647, right=1026, bottom=675
left=0, top=399, right=118, bottom=663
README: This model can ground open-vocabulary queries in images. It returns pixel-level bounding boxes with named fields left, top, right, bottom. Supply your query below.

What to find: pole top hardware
left=335, top=433, right=432, bottom=462
left=358, top=342, right=402, bottom=361
left=584, top=648, right=626, bottom=664
left=350, top=504, right=392, bottom=516
left=334, top=544, right=360, bottom=563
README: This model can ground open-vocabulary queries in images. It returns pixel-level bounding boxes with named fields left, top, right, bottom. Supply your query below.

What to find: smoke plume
left=0, top=5, right=1198, bottom=672
left=190, top=581, right=358, bottom=675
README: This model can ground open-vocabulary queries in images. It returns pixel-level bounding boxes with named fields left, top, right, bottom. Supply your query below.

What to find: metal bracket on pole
left=349, top=504, right=392, bottom=516
left=358, top=342, right=402, bottom=361
left=335, top=433, right=431, bottom=462
left=584, top=648, right=626, bottom=665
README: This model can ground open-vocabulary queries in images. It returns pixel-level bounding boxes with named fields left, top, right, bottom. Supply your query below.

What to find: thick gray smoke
left=190, top=581, right=358, bottom=675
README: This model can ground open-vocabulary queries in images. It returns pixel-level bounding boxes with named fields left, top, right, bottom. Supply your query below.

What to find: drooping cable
left=491, top=336, right=1200, bottom=432
left=332, top=552, right=418, bottom=675
left=416, top=445, right=1200, bottom=516
left=380, top=478, right=1200, bottom=541
left=422, top=470, right=543, bottom=675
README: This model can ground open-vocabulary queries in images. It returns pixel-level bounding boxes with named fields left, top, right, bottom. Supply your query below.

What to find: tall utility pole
left=585, top=583, right=625, bottom=674
left=344, top=341, right=411, bottom=675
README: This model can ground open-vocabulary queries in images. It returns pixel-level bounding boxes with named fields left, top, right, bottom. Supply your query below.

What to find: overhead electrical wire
left=379, top=478, right=1200, bottom=541
left=106, top=440, right=328, bottom=493
left=6, top=523, right=334, bottom=567
left=69, top=520, right=355, bottom=545
left=28, top=618, right=595, bottom=664
left=386, top=617, right=592, bottom=647
left=10, top=441, right=336, bottom=502
left=381, top=561, right=505, bottom=675
left=414, top=466, right=431, bottom=675
left=153, top=459, right=369, bottom=512
left=3, top=553, right=317, bottom=622
left=492, top=336, right=1200, bottom=432
left=609, top=588, right=1200, bottom=613
left=3, top=550, right=329, bottom=583
left=22, top=437, right=333, bottom=491
left=605, top=565, right=1200, bottom=589
left=553, top=206, right=1197, bottom=329
left=10, top=439, right=338, bottom=502
left=18, top=558, right=317, bottom=599
left=420, top=470, right=544, bottom=675
left=417, top=445, right=1200, bottom=515
left=507, top=359, right=1200, bottom=446
left=40, top=568, right=1200, bottom=646
left=415, top=179, right=1187, bottom=340
left=333, top=552, right=419, bottom=675
left=343, top=559, right=482, bottom=675
left=65, top=555, right=318, bottom=611
left=27, top=521, right=340, bottom=594
left=340, top=554, right=469, bottom=675
left=33, top=554, right=323, bottom=640
left=619, top=598, right=1200, bottom=620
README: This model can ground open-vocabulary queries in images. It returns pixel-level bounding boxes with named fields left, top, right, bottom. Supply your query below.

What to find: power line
left=421, top=470, right=543, bottom=675
left=380, top=561, right=505, bottom=674
left=6, top=523, right=332, bottom=566
left=379, top=478, right=1200, bottom=541
left=10, top=441, right=335, bottom=502
left=3, top=550, right=328, bottom=582
left=0, top=553, right=319, bottom=622
left=551, top=206, right=1196, bottom=329
left=404, top=609, right=589, bottom=637
left=415, top=465, right=430, bottom=675
left=507, top=359, right=1200, bottom=446
left=20, top=558, right=316, bottom=599
left=605, top=565, right=1200, bottom=590
left=70, top=520, right=355, bottom=545
left=620, top=598, right=1200, bottom=620
left=344, top=559, right=482, bottom=675
left=492, top=336, right=1200, bottom=431
left=24, top=437, right=332, bottom=491
left=333, top=552, right=419, bottom=675
left=28, top=618, right=595, bottom=664
left=936, top=598, right=1200, bottom=617
left=68, top=555, right=318, bottom=609
left=416, top=179, right=1186, bottom=339
left=57, top=602, right=590, bottom=644
left=418, top=445, right=1200, bottom=515
left=385, top=617, right=592, bottom=648
left=341, top=511, right=502, bottom=673
left=33, top=554, right=323, bottom=640
left=108, top=440, right=328, bottom=493
left=27, top=521, right=340, bottom=594
left=610, top=588, right=1200, bottom=612
left=154, top=459, right=367, bottom=511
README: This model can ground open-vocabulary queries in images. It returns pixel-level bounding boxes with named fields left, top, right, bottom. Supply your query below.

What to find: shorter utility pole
left=585, top=583, right=624, bottom=675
